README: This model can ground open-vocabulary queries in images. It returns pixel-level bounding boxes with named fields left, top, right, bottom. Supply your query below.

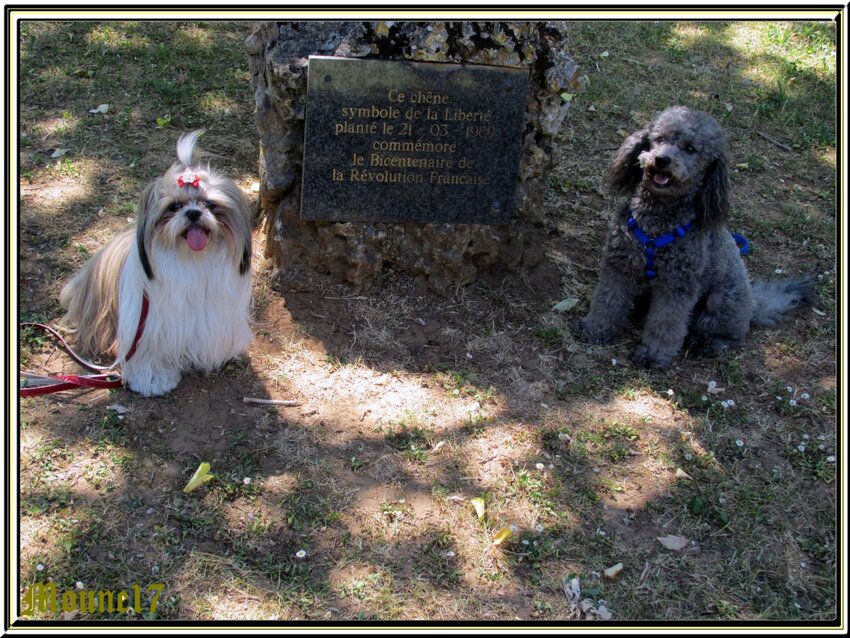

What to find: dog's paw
left=571, top=317, right=615, bottom=345
left=631, top=344, right=673, bottom=370
left=685, top=335, right=734, bottom=359
left=123, top=368, right=181, bottom=397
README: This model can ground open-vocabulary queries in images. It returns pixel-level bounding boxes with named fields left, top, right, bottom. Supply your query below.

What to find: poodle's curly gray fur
left=573, top=105, right=814, bottom=369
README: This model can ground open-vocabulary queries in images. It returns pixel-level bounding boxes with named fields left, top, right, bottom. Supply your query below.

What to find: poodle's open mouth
left=647, top=169, right=674, bottom=188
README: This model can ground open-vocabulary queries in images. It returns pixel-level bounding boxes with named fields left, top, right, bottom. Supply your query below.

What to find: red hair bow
left=177, top=173, right=200, bottom=188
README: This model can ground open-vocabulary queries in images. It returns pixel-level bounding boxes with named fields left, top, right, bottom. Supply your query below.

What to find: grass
left=15, top=18, right=838, bottom=625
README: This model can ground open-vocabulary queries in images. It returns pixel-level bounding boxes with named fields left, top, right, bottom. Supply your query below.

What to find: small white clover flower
left=797, top=444, right=806, bottom=453
left=786, top=386, right=794, bottom=393
left=534, top=524, right=545, bottom=533
left=800, top=392, right=810, bottom=400
left=243, top=477, right=252, bottom=485
left=36, top=564, right=44, bottom=572
left=535, top=463, right=545, bottom=470
left=736, top=439, right=744, bottom=447
left=708, top=380, right=717, bottom=389
left=75, top=581, right=85, bottom=590
left=726, top=399, right=735, bottom=407
left=666, top=389, right=674, bottom=396
left=826, top=456, right=836, bottom=463
left=701, top=395, right=708, bottom=402
left=775, top=268, right=784, bottom=274
left=789, top=399, right=797, bottom=407
left=684, top=452, right=693, bottom=461
left=295, top=550, right=307, bottom=559
left=446, top=551, right=456, bottom=558
left=611, top=358, right=618, bottom=366
left=802, top=434, right=810, bottom=440
left=721, top=400, right=729, bottom=409
left=521, top=539, right=530, bottom=546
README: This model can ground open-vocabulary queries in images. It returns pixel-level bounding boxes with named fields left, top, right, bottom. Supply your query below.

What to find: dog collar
left=627, top=214, right=694, bottom=279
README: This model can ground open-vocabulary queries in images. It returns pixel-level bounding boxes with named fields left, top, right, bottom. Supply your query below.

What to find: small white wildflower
left=708, top=380, right=717, bottom=389
left=701, top=395, right=708, bottom=402
left=75, top=581, right=85, bottom=590
left=548, top=464, right=554, bottom=469
left=776, top=396, right=783, bottom=401
left=445, top=551, right=455, bottom=558
left=611, top=358, right=618, bottom=366
left=535, top=463, right=545, bottom=470
left=557, top=432, right=569, bottom=441
left=727, top=399, right=735, bottom=407
left=521, top=539, right=530, bottom=546
left=295, top=550, right=307, bottom=559
left=721, top=400, right=729, bottom=409
left=789, top=399, right=797, bottom=407
left=736, top=439, right=744, bottom=447
left=775, top=268, right=784, bottom=274
left=802, top=434, right=810, bottom=440
left=36, top=564, right=44, bottom=572
left=243, top=477, right=252, bottom=485
left=797, top=444, right=806, bottom=453
left=826, top=456, right=836, bottom=463
left=786, top=386, right=794, bottom=393
left=666, top=389, right=674, bottom=396
left=534, top=524, right=545, bottom=533
left=684, top=452, right=693, bottom=461
left=800, top=392, right=810, bottom=400
left=510, top=524, right=520, bottom=534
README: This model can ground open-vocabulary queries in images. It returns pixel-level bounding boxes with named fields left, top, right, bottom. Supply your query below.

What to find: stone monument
left=247, top=21, right=580, bottom=293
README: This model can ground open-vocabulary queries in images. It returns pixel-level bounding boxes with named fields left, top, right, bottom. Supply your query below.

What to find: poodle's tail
left=750, top=277, right=816, bottom=327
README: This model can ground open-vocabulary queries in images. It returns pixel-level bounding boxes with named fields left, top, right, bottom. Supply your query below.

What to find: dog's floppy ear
left=606, top=128, right=650, bottom=195
left=696, top=153, right=729, bottom=228
left=218, top=179, right=253, bottom=276
left=136, top=182, right=158, bottom=280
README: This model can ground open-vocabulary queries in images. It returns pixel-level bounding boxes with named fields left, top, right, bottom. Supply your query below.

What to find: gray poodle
left=573, top=105, right=814, bottom=369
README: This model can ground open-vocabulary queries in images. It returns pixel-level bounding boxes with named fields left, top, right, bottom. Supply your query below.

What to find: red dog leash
left=20, top=293, right=150, bottom=397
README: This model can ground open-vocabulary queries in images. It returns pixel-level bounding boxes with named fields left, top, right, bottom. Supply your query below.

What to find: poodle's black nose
left=655, top=155, right=671, bottom=169
left=184, top=208, right=202, bottom=223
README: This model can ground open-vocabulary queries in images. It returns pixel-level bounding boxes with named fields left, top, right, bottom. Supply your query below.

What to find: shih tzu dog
left=59, top=131, right=253, bottom=396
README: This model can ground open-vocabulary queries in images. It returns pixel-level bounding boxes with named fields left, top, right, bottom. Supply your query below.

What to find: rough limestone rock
left=247, top=21, right=580, bottom=293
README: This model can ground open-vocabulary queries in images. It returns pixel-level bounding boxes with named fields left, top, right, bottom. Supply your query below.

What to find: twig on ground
left=243, top=397, right=300, bottom=406
left=757, top=131, right=792, bottom=151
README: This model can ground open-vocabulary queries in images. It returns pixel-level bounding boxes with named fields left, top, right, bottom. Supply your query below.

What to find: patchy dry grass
left=15, top=20, right=838, bottom=626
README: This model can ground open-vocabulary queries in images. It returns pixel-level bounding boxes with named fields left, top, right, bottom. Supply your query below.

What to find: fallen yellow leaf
left=492, top=527, right=513, bottom=546
left=470, top=497, right=486, bottom=520
left=183, top=462, right=214, bottom=493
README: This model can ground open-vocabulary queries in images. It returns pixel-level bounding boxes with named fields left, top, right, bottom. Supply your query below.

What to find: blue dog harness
left=627, top=214, right=750, bottom=279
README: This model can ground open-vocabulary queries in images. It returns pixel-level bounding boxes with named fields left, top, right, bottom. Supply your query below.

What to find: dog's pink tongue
left=653, top=173, right=671, bottom=185
left=186, top=228, right=208, bottom=252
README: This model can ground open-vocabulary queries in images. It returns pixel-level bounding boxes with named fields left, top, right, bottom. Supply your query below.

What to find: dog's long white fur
left=60, top=132, right=253, bottom=396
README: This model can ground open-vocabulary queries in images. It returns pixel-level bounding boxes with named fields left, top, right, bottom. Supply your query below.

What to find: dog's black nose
left=655, top=155, right=671, bottom=169
left=184, top=209, right=202, bottom=223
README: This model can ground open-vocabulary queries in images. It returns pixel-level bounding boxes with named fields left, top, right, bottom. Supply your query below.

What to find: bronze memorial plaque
left=301, top=56, right=529, bottom=224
